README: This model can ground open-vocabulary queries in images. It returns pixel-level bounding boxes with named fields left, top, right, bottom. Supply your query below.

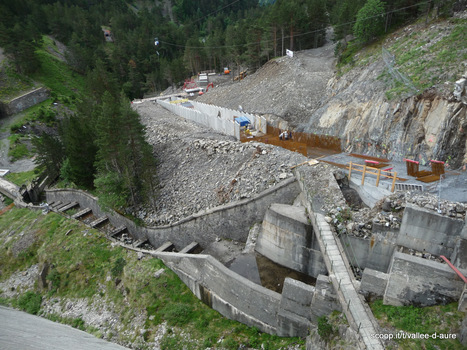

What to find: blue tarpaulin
left=235, top=116, right=250, bottom=126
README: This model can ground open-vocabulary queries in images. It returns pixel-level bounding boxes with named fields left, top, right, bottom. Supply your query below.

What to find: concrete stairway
left=312, top=212, right=384, bottom=350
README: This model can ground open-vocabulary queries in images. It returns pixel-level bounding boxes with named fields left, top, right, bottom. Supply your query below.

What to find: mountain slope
left=199, top=11, right=467, bottom=168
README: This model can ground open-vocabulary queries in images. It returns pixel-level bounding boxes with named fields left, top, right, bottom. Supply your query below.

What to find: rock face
left=199, top=14, right=467, bottom=169
left=301, top=70, right=467, bottom=168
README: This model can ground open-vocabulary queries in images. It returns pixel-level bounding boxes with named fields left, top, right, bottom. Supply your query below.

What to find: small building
left=102, top=28, right=113, bottom=42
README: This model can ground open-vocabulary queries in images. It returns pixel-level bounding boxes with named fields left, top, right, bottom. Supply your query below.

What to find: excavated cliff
left=302, top=62, right=467, bottom=168
left=298, top=12, right=467, bottom=169
left=200, top=11, right=467, bottom=169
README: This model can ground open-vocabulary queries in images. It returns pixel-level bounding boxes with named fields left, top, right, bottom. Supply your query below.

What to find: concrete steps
left=90, top=216, right=109, bottom=228
left=49, top=201, right=62, bottom=209
left=155, top=241, right=174, bottom=252
left=134, top=239, right=149, bottom=248
left=58, top=202, right=79, bottom=212
left=179, top=241, right=200, bottom=254
left=72, top=208, right=92, bottom=219
left=110, top=225, right=127, bottom=238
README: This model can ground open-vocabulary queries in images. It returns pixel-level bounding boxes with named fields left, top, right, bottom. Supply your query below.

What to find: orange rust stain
left=241, top=125, right=342, bottom=157
left=0, top=203, right=15, bottom=216
left=370, top=235, right=375, bottom=249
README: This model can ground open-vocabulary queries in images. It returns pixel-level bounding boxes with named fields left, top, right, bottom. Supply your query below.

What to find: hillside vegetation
left=0, top=207, right=305, bottom=349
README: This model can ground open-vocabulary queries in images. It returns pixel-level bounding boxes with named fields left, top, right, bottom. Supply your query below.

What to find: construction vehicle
left=224, top=67, right=230, bottom=74
left=234, top=69, right=248, bottom=81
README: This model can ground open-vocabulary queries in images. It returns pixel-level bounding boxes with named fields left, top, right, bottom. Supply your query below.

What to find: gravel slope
left=134, top=102, right=308, bottom=225
left=197, top=38, right=336, bottom=128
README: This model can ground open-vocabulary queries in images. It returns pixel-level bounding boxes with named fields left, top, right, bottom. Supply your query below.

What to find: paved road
left=0, top=306, right=129, bottom=350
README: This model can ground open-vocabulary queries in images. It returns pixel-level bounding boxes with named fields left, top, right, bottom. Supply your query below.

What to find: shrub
left=17, top=291, right=42, bottom=315
left=317, top=316, right=335, bottom=340
left=163, top=303, right=195, bottom=326
left=71, top=317, right=85, bottom=330
left=111, top=257, right=126, bottom=278
left=46, top=269, right=61, bottom=294
left=353, top=0, right=385, bottom=43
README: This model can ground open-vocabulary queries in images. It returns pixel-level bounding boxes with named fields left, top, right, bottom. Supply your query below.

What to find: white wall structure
left=157, top=99, right=267, bottom=140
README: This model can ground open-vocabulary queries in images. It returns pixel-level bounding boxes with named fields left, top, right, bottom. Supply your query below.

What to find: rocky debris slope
left=197, top=41, right=336, bottom=128
left=133, top=102, right=308, bottom=225
left=197, top=13, right=467, bottom=168
left=327, top=190, right=466, bottom=240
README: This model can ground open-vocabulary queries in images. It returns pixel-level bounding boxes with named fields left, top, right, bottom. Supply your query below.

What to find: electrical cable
left=158, top=0, right=431, bottom=49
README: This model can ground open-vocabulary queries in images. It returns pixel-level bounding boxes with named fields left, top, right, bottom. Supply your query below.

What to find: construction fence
left=191, top=101, right=267, bottom=135
left=157, top=99, right=241, bottom=139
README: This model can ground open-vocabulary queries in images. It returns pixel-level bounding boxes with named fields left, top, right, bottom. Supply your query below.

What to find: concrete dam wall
left=45, top=178, right=300, bottom=249
left=255, top=203, right=327, bottom=278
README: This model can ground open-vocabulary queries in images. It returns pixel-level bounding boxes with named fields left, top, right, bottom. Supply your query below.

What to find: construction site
left=1, top=9, right=467, bottom=350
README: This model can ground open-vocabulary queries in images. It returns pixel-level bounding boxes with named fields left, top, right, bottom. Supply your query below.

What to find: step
left=71, top=208, right=92, bottom=219
left=50, top=201, right=62, bottom=209
left=179, top=242, right=200, bottom=254
left=134, top=239, right=149, bottom=248
left=90, top=216, right=109, bottom=228
left=155, top=241, right=174, bottom=252
left=110, top=225, right=127, bottom=237
left=55, top=202, right=71, bottom=211
left=58, top=202, right=79, bottom=212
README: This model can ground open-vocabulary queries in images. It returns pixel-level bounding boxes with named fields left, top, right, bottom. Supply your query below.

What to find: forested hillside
left=0, top=0, right=462, bottom=211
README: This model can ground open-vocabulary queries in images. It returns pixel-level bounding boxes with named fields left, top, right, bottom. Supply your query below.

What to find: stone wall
left=0, top=87, right=49, bottom=117
left=256, top=203, right=327, bottom=278
left=45, top=178, right=300, bottom=249
left=383, top=251, right=467, bottom=307
left=398, top=203, right=465, bottom=257
left=153, top=252, right=317, bottom=337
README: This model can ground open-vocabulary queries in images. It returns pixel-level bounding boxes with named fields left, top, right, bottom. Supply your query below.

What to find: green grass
left=337, top=16, right=467, bottom=99
left=0, top=63, right=36, bottom=101
left=8, top=134, right=32, bottom=161
left=4, top=170, right=38, bottom=186
left=0, top=208, right=305, bottom=349
left=371, top=299, right=465, bottom=349
left=31, top=36, right=85, bottom=99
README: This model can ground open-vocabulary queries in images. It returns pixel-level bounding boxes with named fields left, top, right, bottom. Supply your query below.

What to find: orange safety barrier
left=430, top=160, right=445, bottom=175
left=405, top=159, right=420, bottom=177
left=348, top=161, right=398, bottom=192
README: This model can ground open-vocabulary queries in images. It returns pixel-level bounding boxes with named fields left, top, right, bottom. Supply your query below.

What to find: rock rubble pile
left=133, top=103, right=308, bottom=226
left=327, top=191, right=466, bottom=240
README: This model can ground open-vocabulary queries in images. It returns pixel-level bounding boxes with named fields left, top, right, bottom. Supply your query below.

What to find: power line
left=190, top=0, right=242, bottom=24
left=159, top=0, right=430, bottom=50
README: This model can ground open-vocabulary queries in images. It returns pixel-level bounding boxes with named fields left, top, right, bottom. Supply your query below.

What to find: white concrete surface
left=0, top=306, right=129, bottom=350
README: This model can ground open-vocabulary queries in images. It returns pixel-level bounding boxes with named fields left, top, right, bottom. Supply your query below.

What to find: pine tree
left=353, top=0, right=385, bottom=43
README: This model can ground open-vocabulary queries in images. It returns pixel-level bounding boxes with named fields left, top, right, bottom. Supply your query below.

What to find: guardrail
left=348, top=161, right=398, bottom=192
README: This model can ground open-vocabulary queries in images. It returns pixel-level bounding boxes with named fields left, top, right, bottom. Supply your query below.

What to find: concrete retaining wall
left=45, top=178, right=300, bottom=249
left=383, top=251, right=467, bottom=307
left=0, top=87, right=49, bottom=117
left=256, top=203, right=327, bottom=278
left=153, top=252, right=314, bottom=336
left=158, top=99, right=241, bottom=139
left=398, top=204, right=465, bottom=257
left=339, top=228, right=397, bottom=273
left=360, top=268, right=389, bottom=299
left=155, top=252, right=280, bottom=334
